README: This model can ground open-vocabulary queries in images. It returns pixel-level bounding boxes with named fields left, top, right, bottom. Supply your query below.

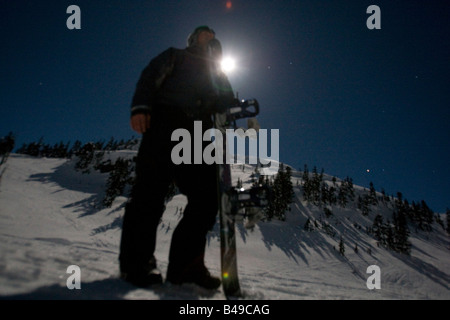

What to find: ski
left=208, top=39, right=269, bottom=299
left=217, top=144, right=241, bottom=298
left=214, top=98, right=265, bottom=298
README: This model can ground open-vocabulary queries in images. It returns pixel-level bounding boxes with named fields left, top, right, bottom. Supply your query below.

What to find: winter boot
left=166, top=264, right=221, bottom=290
left=120, top=257, right=163, bottom=288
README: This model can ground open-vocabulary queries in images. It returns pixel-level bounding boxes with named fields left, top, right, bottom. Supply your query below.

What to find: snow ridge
left=0, top=153, right=448, bottom=300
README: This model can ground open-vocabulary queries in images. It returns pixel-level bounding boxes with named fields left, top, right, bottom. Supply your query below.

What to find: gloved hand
left=130, top=113, right=151, bottom=134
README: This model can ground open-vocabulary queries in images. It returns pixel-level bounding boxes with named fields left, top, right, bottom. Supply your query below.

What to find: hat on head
left=187, top=26, right=215, bottom=47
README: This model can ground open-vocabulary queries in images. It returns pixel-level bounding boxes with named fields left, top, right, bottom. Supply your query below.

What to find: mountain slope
left=0, top=154, right=448, bottom=299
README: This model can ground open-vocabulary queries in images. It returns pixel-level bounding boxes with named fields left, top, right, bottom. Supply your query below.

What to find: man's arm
left=129, top=48, right=177, bottom=133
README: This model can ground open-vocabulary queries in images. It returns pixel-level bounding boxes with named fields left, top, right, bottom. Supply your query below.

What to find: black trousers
left=119, top=110, right=218, bottom=275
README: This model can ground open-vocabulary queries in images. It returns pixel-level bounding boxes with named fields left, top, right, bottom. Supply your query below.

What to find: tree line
left=15, top=136, right=139, bottom=159
left=14, top=136, right=139, bottom=207
left=10, top=134, right=450, bottom=256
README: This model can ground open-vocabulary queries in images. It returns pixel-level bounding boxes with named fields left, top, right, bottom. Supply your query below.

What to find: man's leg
left=119, top=133, right=171, bottom=286
left=166, top=163, right=220, bottom=288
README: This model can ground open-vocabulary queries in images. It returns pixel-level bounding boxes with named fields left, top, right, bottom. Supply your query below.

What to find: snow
left=0, top=153, right=449, bottom=300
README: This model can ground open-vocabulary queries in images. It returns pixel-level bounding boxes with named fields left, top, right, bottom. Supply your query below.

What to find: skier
left=119, top=26, right=235, bottom=289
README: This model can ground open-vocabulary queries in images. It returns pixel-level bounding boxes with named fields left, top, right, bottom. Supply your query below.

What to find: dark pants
left=119, top=109, right=218, bottom=276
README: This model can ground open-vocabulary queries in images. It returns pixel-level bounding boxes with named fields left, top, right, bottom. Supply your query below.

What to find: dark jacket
left=130, top=46, right=235, bottom=121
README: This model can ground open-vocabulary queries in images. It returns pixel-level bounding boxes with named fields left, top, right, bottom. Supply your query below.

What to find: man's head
left=187, top=26, right=215, bottom=48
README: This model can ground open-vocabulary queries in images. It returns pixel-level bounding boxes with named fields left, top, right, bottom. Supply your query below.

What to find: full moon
left=221, top=57, right=236, bottom=73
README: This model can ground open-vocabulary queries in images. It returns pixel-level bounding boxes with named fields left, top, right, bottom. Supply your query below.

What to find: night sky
left=1, top=1, right=449, bottom=212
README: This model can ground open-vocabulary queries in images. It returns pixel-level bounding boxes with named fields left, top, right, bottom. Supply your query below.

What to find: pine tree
left=103, top=158, right=133, bottom=207
left=281, top=166, right=294, bottom=208
left=0, top=132, right=15, bottom=165
left=420, top=200, right=434, bottom=232
left=304, top=218, right=313, bottom=231
left=393, top=209, right=411, bottom=255
left=381, top=188, right=390, bottom=204
left=68, top=140, right=82, bottom=158
left=338, top=177, right=354, bottom=208
left=435, top=212, right=444, bottom=230
left=264, top=163, right=293, bottom=221
left=104, top=137, right=118, bottom=151
left=311, top=167, right=323, bottom=205
left=368, top=182, right=378, bottom=205
left=385, top=222, right=395, bottom=250
left=389, top=193, right=412, bottom=254
left=372, top=214, right=384, bottom=244
left=74, top=142, right=96, bottom=172
left=328, top=185, right=337, bottom=206
left=321, top=182, right=329, bottom=205
left=358, top=195, right=371, bottom=216
left=446, top=208, right=450, bottom=236
left=339, top=236, right=345, bottom=256
left=344, top=177, right=355, bottom=200
left=301, top=164, right=309, bottom=186
left=323, top=207, right=333, bottom=218
left=302, top=164, right=311, bottom=201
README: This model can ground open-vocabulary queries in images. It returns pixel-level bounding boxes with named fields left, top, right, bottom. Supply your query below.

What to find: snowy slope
left=0, top=153, right=449, bottom=300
